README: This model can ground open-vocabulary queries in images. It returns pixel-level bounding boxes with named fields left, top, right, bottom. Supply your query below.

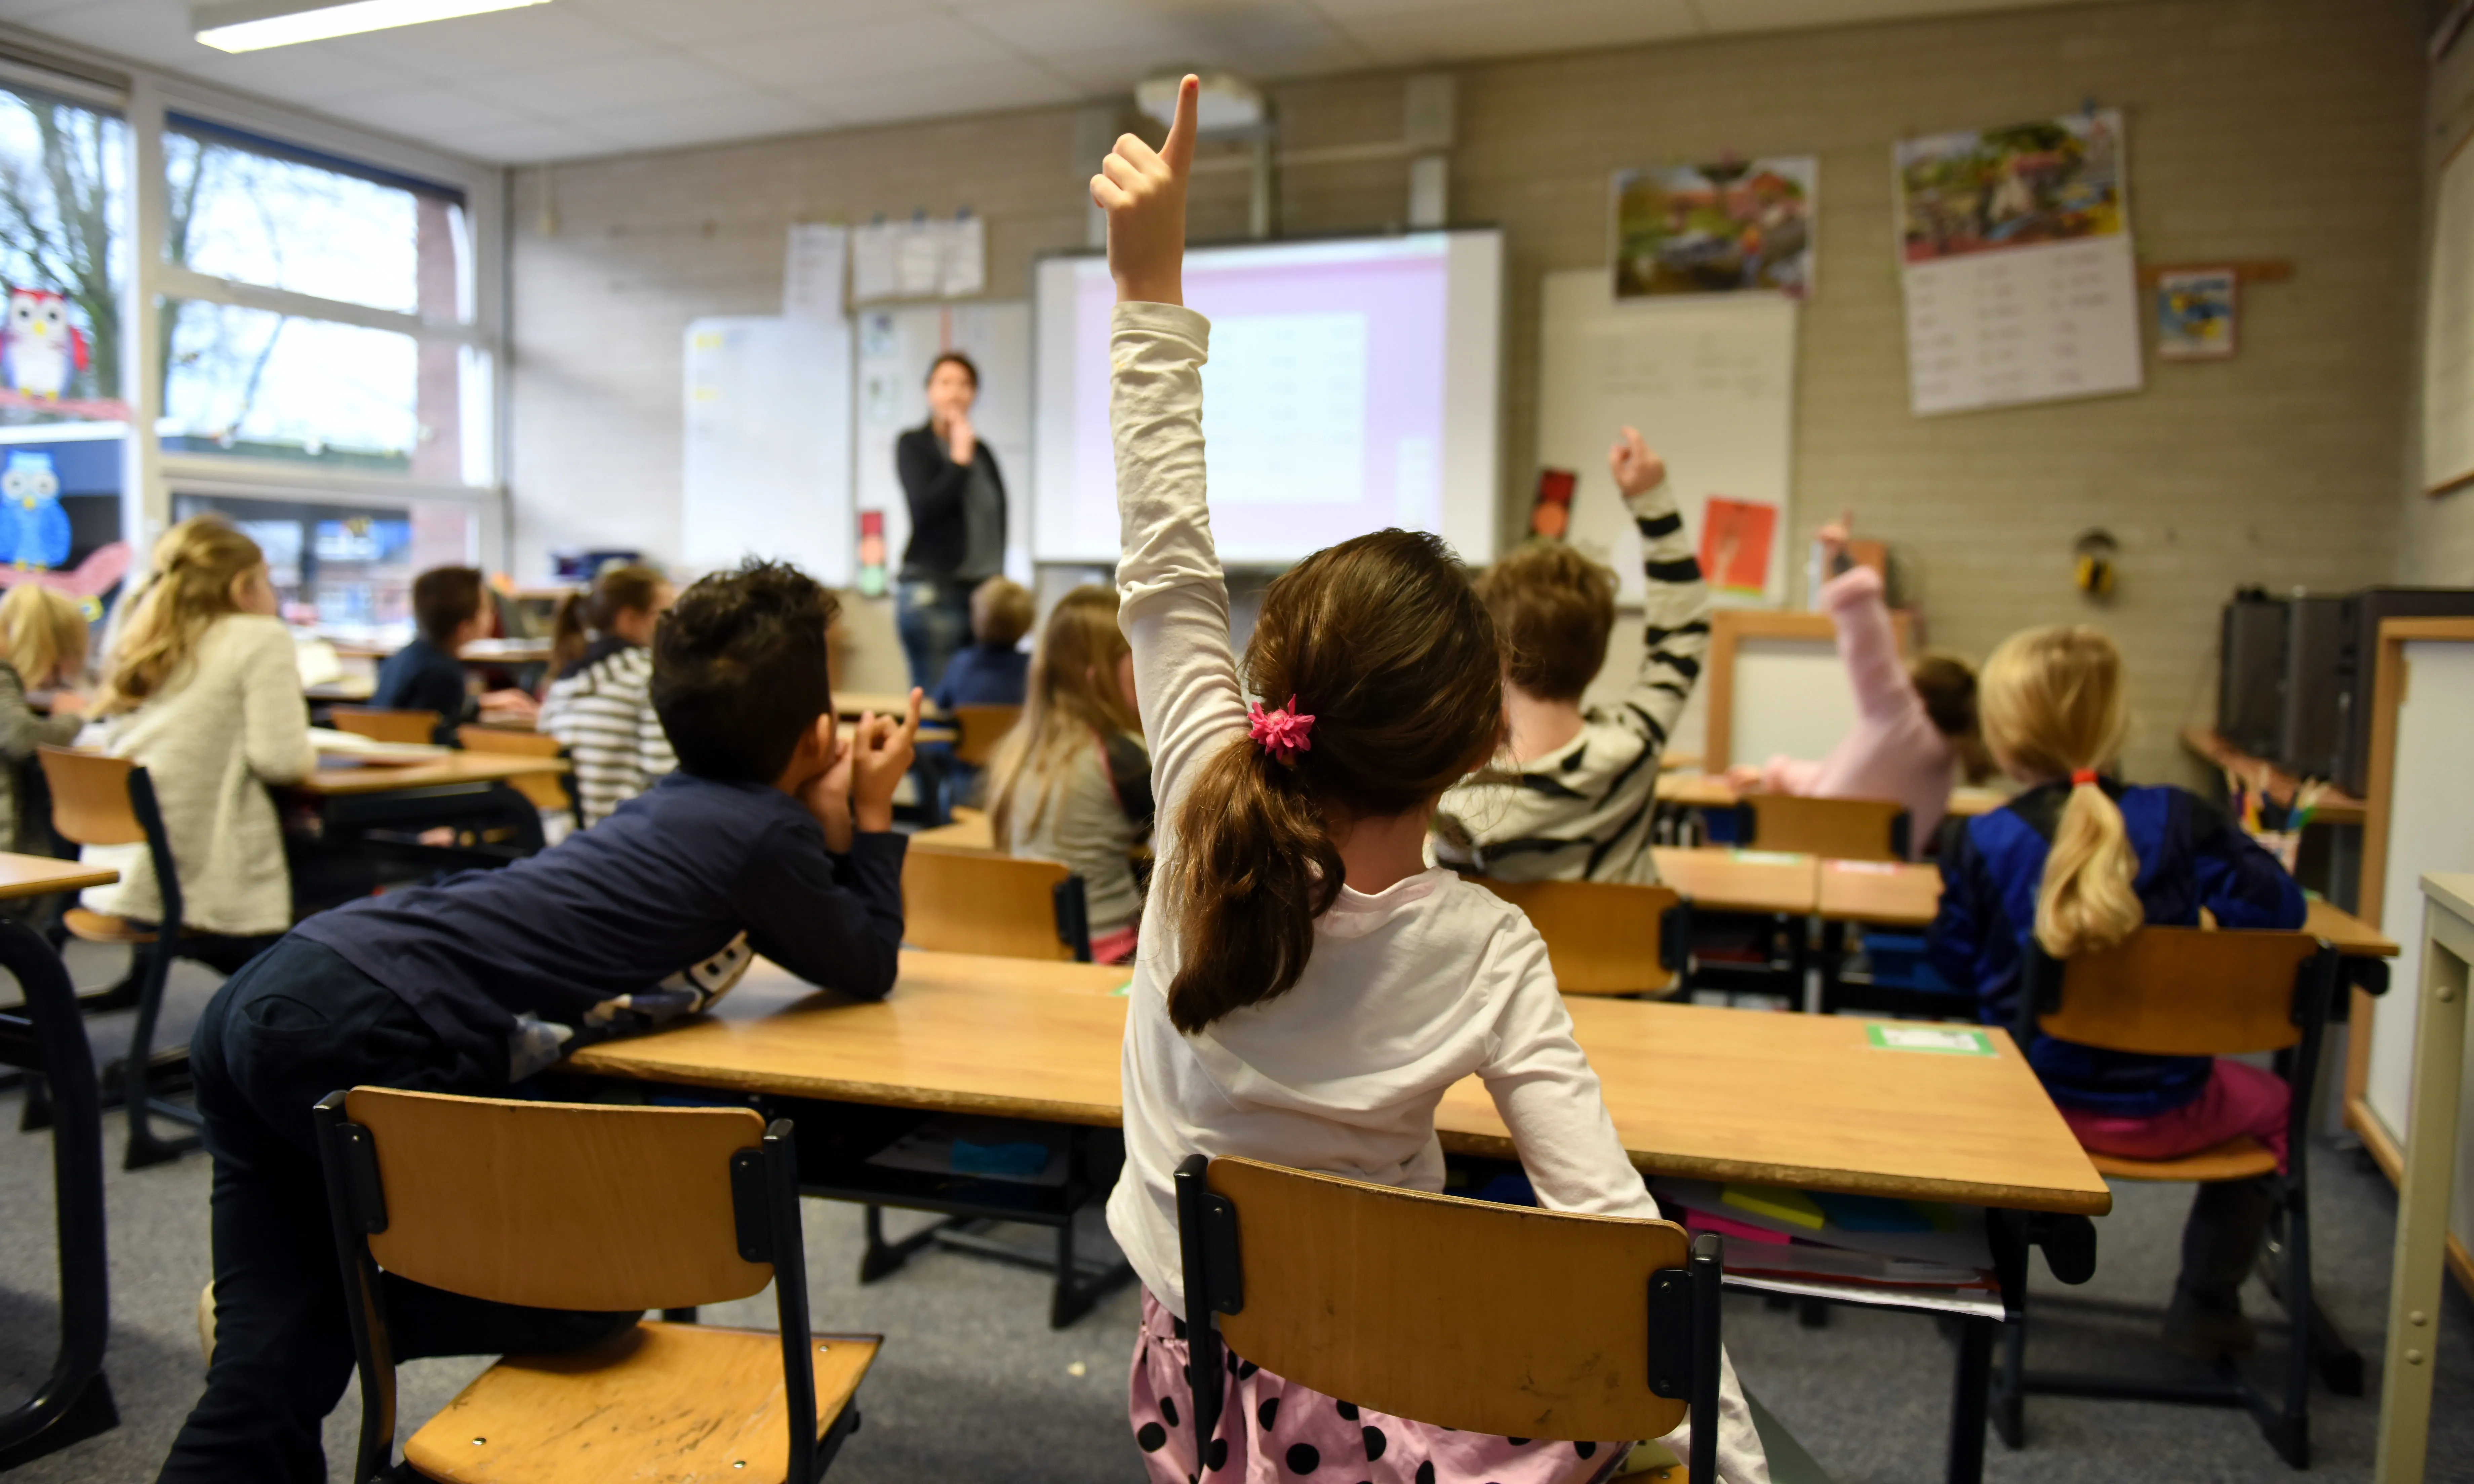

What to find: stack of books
left=1651, top=1177, right=2001, bottom=1319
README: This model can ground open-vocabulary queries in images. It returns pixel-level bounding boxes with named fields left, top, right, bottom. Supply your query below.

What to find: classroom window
left=0, top=83, right=129, bottom=426
left=172, top=490, right=477, bottom=636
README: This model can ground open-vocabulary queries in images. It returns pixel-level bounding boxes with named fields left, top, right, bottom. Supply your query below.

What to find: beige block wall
left=509, top=0, right=2425, bottom=783
left=2403, top=9, right=2474, bottom=582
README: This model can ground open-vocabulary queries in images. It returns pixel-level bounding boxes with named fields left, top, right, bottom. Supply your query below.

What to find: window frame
left=0, top=31, right=509, bottom=572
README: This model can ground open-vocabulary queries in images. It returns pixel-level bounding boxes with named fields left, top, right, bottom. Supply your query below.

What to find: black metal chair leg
left=857, top=1203, right=946, bottom=1283
left=122, top=943, right=198, bottom=1170
left=1993, top=1302, right=2026, bottom=1449
left=1949, top=1315, right=1995, bottom=1484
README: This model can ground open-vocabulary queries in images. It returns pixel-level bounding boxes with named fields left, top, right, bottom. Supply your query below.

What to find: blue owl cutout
left=0, top=451, right=70, bottom=570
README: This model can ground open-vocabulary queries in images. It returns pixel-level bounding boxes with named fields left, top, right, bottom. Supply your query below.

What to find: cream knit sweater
left=79, top=614, right=317, bottom=935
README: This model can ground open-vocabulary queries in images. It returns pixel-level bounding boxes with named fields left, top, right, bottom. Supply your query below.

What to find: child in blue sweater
left=1932, top=625, right=2303, bottom=1359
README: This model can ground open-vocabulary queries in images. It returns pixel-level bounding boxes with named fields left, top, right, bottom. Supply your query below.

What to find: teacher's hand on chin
left=947, top=410, right=975, bottom=465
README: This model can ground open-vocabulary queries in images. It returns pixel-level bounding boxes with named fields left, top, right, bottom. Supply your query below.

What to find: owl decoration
left=5, top=288, right=88, bottom=403
left=0, top=451, right=71, bottom=571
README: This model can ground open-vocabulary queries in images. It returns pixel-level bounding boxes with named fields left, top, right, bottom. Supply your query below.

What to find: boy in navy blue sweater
left=159, top=561, right=921, bottom=1484
left=371, top=566, right=537, bottom=742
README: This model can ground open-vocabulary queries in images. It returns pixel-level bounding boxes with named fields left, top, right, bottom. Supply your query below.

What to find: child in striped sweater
left=540, top=564, right=675, bottom=826
left=1431, top=432, right=1710, bottom=884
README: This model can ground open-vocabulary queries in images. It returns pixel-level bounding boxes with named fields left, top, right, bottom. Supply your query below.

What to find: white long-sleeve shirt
left=1099, top=302, right=1766, bottom=1482
left=78, top=613, right=316, bottom=935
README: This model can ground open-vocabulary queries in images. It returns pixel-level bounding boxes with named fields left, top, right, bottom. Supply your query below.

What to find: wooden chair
left=949, top=704, right=1020, bottom=769
left=1994, top=927, right=2348, bottom=1467
left=1735, top=794, right=1909, bottom=861
left=901, top=848, right=1089, bottom=961
left=36, top=746, right=199, bottom=1169
left=331, top=706, right=442, bottom=745
left=1473, top=877, right=1691, bottom=996
left=1173, top=1155, right=1828, bottom=1484
left=313, top=1088, right=877, bottom=1484
left=457, top=725, right=578, bottom=817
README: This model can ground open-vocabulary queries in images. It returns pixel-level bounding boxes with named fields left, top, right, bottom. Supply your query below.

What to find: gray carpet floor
left=6, top=944, right=2474, bottom=1483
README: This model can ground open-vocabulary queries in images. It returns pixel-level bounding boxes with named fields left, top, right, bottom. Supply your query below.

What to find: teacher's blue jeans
left=895, top=577, right=973, bottom=695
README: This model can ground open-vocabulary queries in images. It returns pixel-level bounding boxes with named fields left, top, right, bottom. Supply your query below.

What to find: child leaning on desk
left=154, top=561, right=919, bottom=1484
left=1928, top=624, right=2303, bottom=1360
left=1089, top=78, right=1768, bottom=1484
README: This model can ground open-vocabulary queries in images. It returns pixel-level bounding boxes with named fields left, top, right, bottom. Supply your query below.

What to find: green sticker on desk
left=1114, top=980, right=1132, bottom=997
left=1867, top=1024, right=1995, bottom=1056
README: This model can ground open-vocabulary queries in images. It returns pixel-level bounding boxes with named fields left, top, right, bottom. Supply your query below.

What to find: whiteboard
left=1732, top=637, right=1863, bottom=769
left=1537, top=271, right=1797, bottom=605
left=853, top=301, right=1031, bottom=583
left=2363, top=639, right=2474, bottom=1250
left=682, top=316, right=853, bottom=582
left=2424, top=128, right=2474, bottom=496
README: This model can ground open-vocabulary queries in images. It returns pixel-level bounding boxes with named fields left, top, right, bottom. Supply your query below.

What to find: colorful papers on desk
left=1658, top=1177, right=2000, bottom=1317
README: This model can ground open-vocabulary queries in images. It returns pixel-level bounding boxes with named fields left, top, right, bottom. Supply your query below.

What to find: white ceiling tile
left=318, top=3, right=650, bottom=82
left=1331, top=0, right=1704, bottom=66
left=428, top=116, right=621, bottom=163
left=567, top=0, right=921, bottom=47
left=9, top=0, right=203, bottom=70
left=454, top=52, right=750, bottom=113
left=569, top=91, right=838, bottom=151
left=180, top=43, right=429, bottom=106
left=691, top=13, right=1028, bottom=90
left=315, top=85, right=536, bottom=137
left=802, top=61, right=1083, bottom=126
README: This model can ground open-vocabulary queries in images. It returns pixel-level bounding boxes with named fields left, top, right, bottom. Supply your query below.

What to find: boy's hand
left=849, top=688, right=923, bottom=834
left=799, top=716, right=854, bottom=853
left=1609, top=426, right=1668, bottom=497
left=1092, top=73, right=1197, bottom=305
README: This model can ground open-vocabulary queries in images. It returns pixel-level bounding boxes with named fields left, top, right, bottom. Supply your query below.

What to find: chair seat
left=404, top=1321, right=878, bottom=1484
left=2087, top=1135, right=2278, bottom=1183
left=63, top=908, right=155, bottom=944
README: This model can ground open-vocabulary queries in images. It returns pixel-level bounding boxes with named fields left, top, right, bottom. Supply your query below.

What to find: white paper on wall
left=942, top=214, right=986, bottom=298
left=783, top=223, right=847, bottom=320
left=851, top=222, right=899, bottom=304
left=894, top=221, right=945, bottom=298
left=1902, top=235, right=2143, bottom=416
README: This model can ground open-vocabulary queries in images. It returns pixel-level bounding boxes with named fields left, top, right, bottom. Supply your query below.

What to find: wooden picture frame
left=1704, top=608, right=1913, bottom=772
left=2343, top=616, right=2474, bottom=1296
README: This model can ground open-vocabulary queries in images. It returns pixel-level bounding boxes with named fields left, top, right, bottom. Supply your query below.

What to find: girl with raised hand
left=1090, top=76, right=1769, bottom=1484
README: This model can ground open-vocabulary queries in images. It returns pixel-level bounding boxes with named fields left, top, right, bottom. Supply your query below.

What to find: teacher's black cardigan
left=895, top=425, right=1008, bottom=579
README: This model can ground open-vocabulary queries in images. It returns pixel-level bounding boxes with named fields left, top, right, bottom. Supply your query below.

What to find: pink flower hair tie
left=1247, top=695, right=1315, bottom=765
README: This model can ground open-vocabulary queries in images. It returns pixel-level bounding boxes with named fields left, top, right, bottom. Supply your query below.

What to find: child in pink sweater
left=1728, top=516, right=1990, bottom=855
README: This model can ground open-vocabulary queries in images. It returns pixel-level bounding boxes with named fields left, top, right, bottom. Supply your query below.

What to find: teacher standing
left=895, top=350, right=1007, bottom=694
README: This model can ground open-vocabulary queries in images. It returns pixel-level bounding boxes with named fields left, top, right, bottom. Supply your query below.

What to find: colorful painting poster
left=2156, top=268, right=2237, bottom=359
left=1896, top=110, right=2126, bottom=263
left=1698, top=497, right=1778, bottom=596
left=1613, top=157, right=1816, bottom=299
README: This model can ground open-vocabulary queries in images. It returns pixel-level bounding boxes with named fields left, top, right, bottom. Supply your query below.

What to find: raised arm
left=1609, top=429, right=1712, bottom=750
left=1095, top=77, right=1248, bottom=813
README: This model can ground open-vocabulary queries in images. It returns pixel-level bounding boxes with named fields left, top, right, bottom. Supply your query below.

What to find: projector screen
left=1032, top=230, right=1503, bottom=567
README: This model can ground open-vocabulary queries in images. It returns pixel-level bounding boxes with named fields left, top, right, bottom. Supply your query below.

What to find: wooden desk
left=1655, top=774, right=2009, bottom=820
left=836, top=690, right=947, bottom=721
left=294, top=751, right=568, bottom=797
left=0, top=853, right=119, bottom=899
left=305, top=676, right=376, bottom=703
left=1650, top=846, right=1814, bottom=915
left=913, top=813, right=997, bottom=854
left=2180, top=726, right=2367, bottom=827
left=1810, top=855, right=2400, bottom=959
left=569, top=950, right=2106, bottom=1216
left=2375, top=872, right=2474, bottom=1482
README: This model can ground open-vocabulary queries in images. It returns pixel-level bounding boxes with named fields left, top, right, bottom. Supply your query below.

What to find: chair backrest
left=1742, top=794, right=1909, bottom=861
left=1184, top=1157, right=1709, bottom=1453
left=950, top=704, right=1021, bottom=768
left=902, top=847, right=1088, bottom=960
left=1473, top=877, right=1685, bottom=995
left=456, top=725, right=572, bottom=813
left=2026, top=926, right=2330, bottom=1057
left=37, top=747, right=143, bottom=847
left=337, top=1087, right=774, bottom=1312
left=331, top=706, right=440, bottom=745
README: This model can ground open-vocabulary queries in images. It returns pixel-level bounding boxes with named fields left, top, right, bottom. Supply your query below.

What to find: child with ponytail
left=1090, top=77, right=1767, bottom=1484
left=541, top=563, right=676, bottom=825
left=1930, top=625, right=2304, bottom=1357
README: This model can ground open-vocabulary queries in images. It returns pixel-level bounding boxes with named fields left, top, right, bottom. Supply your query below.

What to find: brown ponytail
left=1162, top=529, right=1504, bottom=1033
left=1911, top=652, right=1995, bottom=784
left=554, top=562, right=667, bottom=673
left=1978, top=625, right=2143, bottom=958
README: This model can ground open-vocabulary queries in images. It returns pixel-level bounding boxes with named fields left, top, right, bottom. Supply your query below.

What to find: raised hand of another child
left=1724, top=762, right=1765, bottom=792
left=1608, top=426, right=1668, bottom=498
left=849, top=687, right=924, bottom=835
left=1090, top=73, right=1197, bottom=306
left=800, top=716, right=855, bottom=853
left=1816, top=509, right=1854, bottom=578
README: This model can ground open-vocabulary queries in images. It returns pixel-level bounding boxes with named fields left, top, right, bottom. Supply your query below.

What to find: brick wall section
left=509, top=0, right=2424, bottom=782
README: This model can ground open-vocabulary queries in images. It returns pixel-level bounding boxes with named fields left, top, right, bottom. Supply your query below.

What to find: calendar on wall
left=1894, top=110, right=2144, bottom=417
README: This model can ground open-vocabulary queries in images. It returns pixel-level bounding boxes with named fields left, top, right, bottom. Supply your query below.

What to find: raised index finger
left=1161, top=73, right=1199, bottom=175
left=901, top=686, right=923, bottom=744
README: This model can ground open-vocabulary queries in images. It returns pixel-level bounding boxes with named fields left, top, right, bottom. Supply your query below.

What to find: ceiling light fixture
left=195, top=0, right=550, bottom=53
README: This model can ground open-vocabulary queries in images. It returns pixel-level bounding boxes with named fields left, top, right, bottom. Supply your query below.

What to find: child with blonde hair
left=984, top=584, right=1150, bottom=963
left=1089, top=77, right=1767, bottom=1484
left=0, top=584, right=90, bottom=854
left=1931, top=624, right=2303, bottom=1357
left=80, top=518, right=316, bottom=968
